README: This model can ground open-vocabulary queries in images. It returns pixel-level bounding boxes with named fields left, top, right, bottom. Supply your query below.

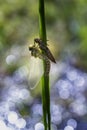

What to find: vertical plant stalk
left=39, top=0, right=51, bottom=130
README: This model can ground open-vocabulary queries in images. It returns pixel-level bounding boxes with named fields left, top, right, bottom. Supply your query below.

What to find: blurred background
left=0, top=0, right=87, bottom=130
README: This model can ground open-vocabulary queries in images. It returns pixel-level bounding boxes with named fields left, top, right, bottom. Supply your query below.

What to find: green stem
left=39, top=0, right=46, bottom=41
left=39, top=0, right=51, bottom=130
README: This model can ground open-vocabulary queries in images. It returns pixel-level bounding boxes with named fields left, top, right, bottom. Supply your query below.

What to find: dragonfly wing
left=28, top=57, right=43, bottom=89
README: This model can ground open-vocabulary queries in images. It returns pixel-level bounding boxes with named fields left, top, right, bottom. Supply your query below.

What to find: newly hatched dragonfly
left=28, top=38, right=56, bottom=89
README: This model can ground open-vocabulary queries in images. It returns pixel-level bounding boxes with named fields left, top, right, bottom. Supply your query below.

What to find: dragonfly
left=28, top=39, right=56, bottom=89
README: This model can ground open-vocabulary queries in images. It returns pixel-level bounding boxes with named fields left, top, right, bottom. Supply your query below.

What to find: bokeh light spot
left=15, top=118, right=26, bottom=128
left=35, top=123, right=44, bottom=130
left=6, top=55, right=16, bottom=65
left=67, top=118, right=77, bottom=128
left=64, top=125, right=74, bottom=130
left=7, top=111, right=18, bottom=124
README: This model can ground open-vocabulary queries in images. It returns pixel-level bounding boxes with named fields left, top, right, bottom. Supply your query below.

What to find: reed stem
left=39, top=0, right=51, bottom=130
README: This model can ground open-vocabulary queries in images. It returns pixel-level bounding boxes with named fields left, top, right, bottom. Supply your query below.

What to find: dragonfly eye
left=34, top=38, right=39, bottom=43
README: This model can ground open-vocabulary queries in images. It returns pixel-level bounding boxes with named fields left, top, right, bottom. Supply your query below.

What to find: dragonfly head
left=34, top=38, right=41, bottom=44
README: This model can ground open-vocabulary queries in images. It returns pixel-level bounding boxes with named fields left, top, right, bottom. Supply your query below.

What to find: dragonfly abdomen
left=45, top=58, right=50, bottom=76
left=41, top=55, right=50, bottom=76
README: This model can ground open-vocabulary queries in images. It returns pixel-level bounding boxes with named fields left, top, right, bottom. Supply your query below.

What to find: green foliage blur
left=0, top=0, right=87, bottom=74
